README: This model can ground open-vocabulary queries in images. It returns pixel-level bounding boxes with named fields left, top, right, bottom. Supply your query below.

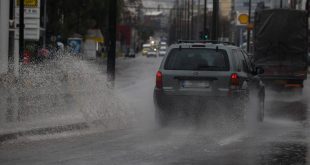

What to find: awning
left=85, top=29, right=104, bottom=43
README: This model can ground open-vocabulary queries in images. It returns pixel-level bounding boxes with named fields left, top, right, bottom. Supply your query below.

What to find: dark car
left=128, top=49, right=135, bottom=57
left=153, top=41, right=265, bottom=126
left=125, top=48, right=135, bottom=58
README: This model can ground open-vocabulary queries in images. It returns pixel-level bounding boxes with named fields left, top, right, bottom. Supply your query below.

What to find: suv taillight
left=156, top=71, right=163, bottom=89
left=230, top=73, right=239, bottom=87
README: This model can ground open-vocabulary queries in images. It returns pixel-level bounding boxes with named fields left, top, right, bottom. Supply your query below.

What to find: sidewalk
left=0, top=62, right=87, bottom=142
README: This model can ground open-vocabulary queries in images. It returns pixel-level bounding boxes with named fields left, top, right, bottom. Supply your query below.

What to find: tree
left=46, top=0, right=126, bottom=40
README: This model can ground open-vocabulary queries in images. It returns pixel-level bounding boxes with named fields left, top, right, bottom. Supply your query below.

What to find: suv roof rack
left=177, top=40, right=235, bottom=45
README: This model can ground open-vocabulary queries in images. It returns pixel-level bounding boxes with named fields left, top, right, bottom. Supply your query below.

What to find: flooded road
left=0, top=55, right=309, bottom=165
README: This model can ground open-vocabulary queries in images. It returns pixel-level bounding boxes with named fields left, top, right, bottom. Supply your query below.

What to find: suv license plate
left=182, top=80, right=210, bottom=88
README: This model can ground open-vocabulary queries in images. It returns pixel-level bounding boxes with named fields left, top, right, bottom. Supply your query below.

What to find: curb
left=0, top=122, right=89, bottom=143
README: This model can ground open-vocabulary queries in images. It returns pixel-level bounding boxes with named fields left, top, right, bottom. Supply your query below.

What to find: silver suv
left=153, top=41, right=265, bottom=126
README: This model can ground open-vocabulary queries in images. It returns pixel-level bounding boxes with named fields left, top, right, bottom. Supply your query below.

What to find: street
left=0, top=55, right=309, bottom=165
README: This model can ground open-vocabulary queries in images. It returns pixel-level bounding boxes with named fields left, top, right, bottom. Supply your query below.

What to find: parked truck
left=253, top=9, right=309, bottom=89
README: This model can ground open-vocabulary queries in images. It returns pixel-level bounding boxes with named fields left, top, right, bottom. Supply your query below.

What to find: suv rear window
left=164, top=48, right=229, bottom=71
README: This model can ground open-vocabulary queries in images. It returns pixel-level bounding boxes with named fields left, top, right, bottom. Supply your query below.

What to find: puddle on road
left=264, top=82, right=310, bottom=124
left=266, top=100, right=308, bottom=121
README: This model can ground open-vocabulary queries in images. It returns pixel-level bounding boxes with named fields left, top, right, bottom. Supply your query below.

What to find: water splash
left=0, top=50, right=133, bottom=135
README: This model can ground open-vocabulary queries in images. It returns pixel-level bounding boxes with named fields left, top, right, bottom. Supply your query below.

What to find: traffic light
left=199, top=29, right=209, bottom=40
left=202, top=34, right=208, bottom=40
left=199, top=31, right=203, bottom=40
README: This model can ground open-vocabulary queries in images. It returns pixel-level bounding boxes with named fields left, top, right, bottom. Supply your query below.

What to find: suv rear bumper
left=153, top=89, right=246, bottom=111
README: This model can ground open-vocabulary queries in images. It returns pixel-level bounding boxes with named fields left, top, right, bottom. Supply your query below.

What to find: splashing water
left=0, top=50, right=133, bottom=134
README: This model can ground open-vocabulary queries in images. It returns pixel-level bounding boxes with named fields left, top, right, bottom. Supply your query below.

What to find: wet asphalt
left=0, top=55, right=309, bottom=165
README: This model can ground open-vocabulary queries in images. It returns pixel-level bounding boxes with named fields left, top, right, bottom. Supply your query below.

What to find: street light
left=203, top=0, right=207, bottom=36
left=211, top=0, right=219, bottom=40
left=247, top=0, right=252, bottom=53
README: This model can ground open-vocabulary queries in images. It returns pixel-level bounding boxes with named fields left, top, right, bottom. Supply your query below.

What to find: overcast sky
left=142, top=0, right=216, bottom=9
left=142, top=0, right=175, bottom=8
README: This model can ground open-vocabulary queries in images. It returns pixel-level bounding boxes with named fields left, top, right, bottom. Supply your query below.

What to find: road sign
left=15, top=18, right=40, bottom=29
left=236, top=12, right=249, bottom=26
left=15, top=8, right=40, bottom=18
left=15, top=28, right=40, bottom=40
left=238, top=14, right=249, bottom=24
left=16, top=0, right=38, bottom=8
left=15, top=0, right=40, bottom=40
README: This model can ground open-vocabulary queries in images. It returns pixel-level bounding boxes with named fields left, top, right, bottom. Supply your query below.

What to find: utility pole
left=179, top=0, right=183, bottom=39
left=107, top=0, right=117, bottom=84
left=19, top=0, right=24, bottom=62
left=184, top=0, right=187, bottom=39
left=191, top=0, right=194, bottom=39
left=183, top=0, right=186, bottom=39
left=203, top=0, right=207, bottom=36
left=187, top=0, right=190, bottom=39
left=197, top=0, right=201, bottom=39
left=180, top=0, right=186, bottom=40
left=176, top=0, right=179, bottom=40
left=178, top=0, right=181, bottom=40
left=212, top=0, right=219, bottom=40
left=43, top=0, right=47, bottom=48
left=280, top=0, right=283, bottom=8
left=247, top=0, right=252, bottom=52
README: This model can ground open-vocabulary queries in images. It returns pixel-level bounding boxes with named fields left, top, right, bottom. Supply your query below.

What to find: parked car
left=128, top=49, right=135, bottom=58
left=153, top=41, right=265, bottom=126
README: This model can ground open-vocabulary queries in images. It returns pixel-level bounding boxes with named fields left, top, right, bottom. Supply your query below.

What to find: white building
left=0, top=0, right=10, bottom=75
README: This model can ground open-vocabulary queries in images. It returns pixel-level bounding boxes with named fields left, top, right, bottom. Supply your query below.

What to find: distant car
left=158, top=50, right=166, bottom=56
left=147, top=49, right=157, bottom=57
left=159, top=41, right=167, bottom=46
left=158, top=47, right=167, bottom=56
left=142, top=44, right=151, bottom=56
left=142, top=48, right=149, bottom=56
left=153, top=41, right=265, bottom=126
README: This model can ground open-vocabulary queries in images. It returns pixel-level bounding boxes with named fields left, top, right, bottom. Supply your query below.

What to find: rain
left=0, top=0, right=309, bottom=165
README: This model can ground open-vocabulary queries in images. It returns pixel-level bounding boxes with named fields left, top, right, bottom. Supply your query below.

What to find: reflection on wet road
left=0, top=56, right=309, bottom=165
left=260, top=142, right=307, bottom=165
